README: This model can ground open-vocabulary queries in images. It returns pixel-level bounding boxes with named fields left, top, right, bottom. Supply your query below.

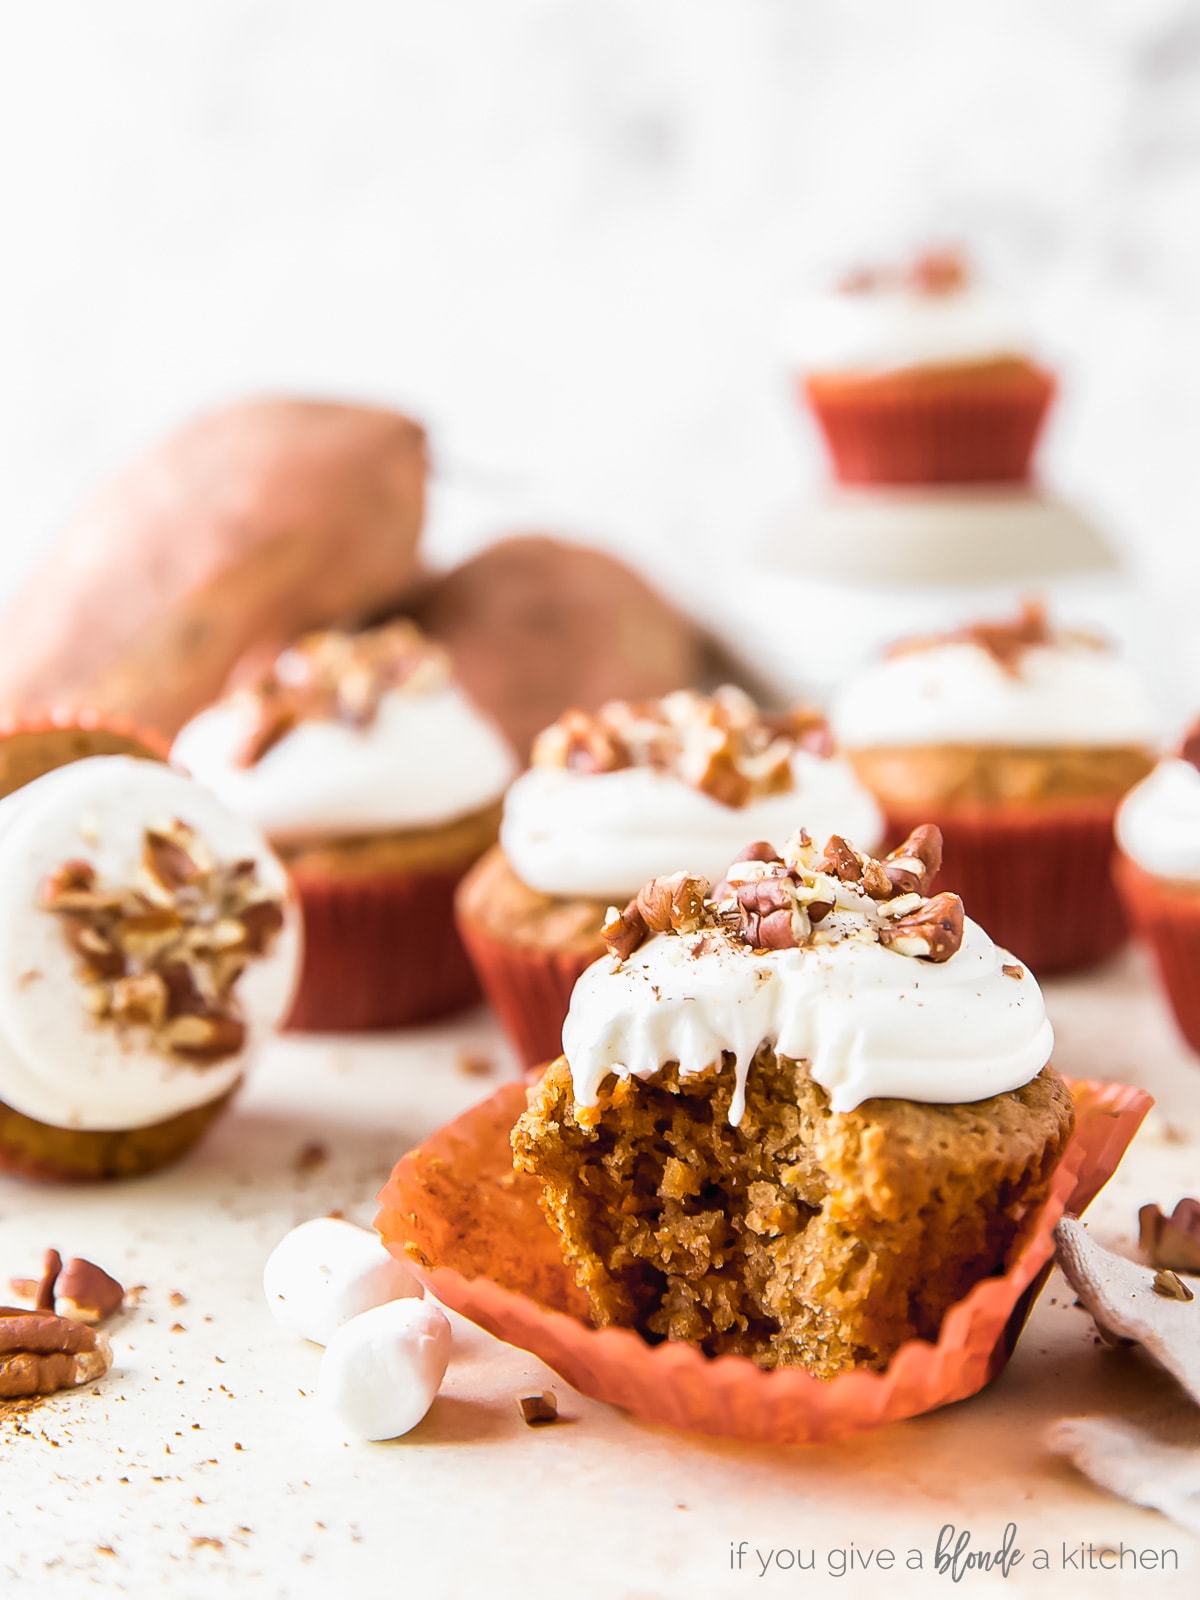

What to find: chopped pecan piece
left=817, top=836, right=862, bottom=884
left=888, top=599, right=1054, bottom=675
left=735, top=877, right=800, bottom=951
left=532, top=689, right=832, bottom=807
left=876, top=892, right=965, bottom=962
left=39, top=818, right=285, bottom=1068
left=634, top=872, right=709, bottom=936
left=1139, top=1199, right=1200, bottom=1275
left=881, top=824, right=943, bottom=896
left=516, top=1391, right=559, bottom=1426
left=236, top=621, right=451, bottom=767
left=1151, top=1269, right=1194, bottom=1303
left=602, top=903, right=648, bottom=961
left=0, top=1308, right=113, bottom=1398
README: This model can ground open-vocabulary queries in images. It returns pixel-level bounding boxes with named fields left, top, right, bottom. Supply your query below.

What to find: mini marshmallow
left=318, top=1298, right=452, bottom=1441
left=263, top=1217, right=422, bottom=1345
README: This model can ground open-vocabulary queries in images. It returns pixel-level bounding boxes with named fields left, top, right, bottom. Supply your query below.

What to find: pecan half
left=0, top=1308, right=113, bottom=1398
left=876, top=892, right=964, bottom=962
left=55, top=1259, right=126, bottom=1325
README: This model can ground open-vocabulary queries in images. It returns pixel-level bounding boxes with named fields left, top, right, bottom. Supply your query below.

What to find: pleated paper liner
left=287, top=865, right=482, bottom=1032
left=455, top=912, right=600, bottom=1069
left=376, top=1074, right=1151, bottom=1445
left=800, top=363, right=1055, bottom=486
left=1115, top=855, right=1200, bottom=1056
left=0, top=1083, right=238, bottom=1184
left=885, top=799, right=1127, bottom=975
left=0, top=708, right=170, bottom=799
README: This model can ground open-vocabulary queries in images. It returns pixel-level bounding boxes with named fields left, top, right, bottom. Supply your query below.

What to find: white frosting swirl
left=0, top=756, right=300, bottom=1132
left=831, top=640, right=1160, bottom=750
left=500, top=753, right=884, bottom=902
left=562, top=918, right=1051, bottom=1122
left=787, top=284, right=1031, bottom=375
left=172, top=684, right=516, bottom=843
left=1116, top=758, right=1200, bottom=882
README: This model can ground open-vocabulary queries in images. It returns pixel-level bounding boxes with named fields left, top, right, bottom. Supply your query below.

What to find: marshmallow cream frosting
left=1116, top=758, right=1200, bottom=882
left=501, top=752, right=884, bottom=902
left=563, top=918, right=1053, bottom=1122
left=173, top=683, right=517, bottom=843
left=832, top=638, right=1160, bottom=750
left=787, top=263, right=1031, bottom=376
left=0, top=757, right=300, bottom=1131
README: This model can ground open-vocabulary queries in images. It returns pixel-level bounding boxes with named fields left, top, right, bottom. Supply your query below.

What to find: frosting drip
left=1116, top=758, right=1200, bottom=882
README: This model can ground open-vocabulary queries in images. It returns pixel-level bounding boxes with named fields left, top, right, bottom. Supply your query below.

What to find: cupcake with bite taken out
left=0, top=751, right=298, bottom=1181
left=456, top=685, right=883, bottom=1068
left=513, top=824, right=1072, bottom=1375
left=171, top=620, right=516, bottom=1031
left=830, top=600, right=1158, bottom=973
left=790, top=249, right=1055, bottom=486
left=1115, top=719, right=1200, bottom=1054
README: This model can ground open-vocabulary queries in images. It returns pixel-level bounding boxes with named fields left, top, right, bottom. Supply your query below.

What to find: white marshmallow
left=317, top=1299, right=452, bottom=1441
left=263, top=1218, right=422, bottom=1345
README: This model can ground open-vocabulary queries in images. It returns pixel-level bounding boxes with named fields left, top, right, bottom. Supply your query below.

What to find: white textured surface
left=5, top=2, right=1200, bottom=689
left=1, top=964, right=1199, bottom=1597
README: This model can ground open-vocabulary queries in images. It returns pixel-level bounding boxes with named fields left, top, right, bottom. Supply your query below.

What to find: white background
left=3, top=1, right=1200, bottom=679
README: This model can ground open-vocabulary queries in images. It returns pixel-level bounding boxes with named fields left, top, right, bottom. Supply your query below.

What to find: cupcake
left=0, top=753, right=298, bottom=1181
left=830, top=600, right=1158, bottom=973
left=1115, top=724, right=1200, bottom=1053
left=455, top=686, right=883, bottom=1068
left=172, top=620, right=517, bottom=1031
left=790, top=249, right=1055, bottom=486
left=512, top=826, right=1072, bottom=1376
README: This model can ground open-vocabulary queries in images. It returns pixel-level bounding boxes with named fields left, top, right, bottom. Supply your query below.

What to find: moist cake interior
left=514, top=1047, right=1073, bottom=1378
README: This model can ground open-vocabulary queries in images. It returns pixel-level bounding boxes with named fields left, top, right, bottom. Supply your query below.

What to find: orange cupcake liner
left=377, top=1074, right=1151, bottom=1445
left=885, top=800, right=1127, bottom=975
left=1115, top=855, right=1200, bottom=1056
left=800, top=366, right=1055, bottom=486
left=287, top=866, right=481, bottom=1033
left=0, top=708, right=170, bottom=799
left=455, top=914, right=600, bottom=1069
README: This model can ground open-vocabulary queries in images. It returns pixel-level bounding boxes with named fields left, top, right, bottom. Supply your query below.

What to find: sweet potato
left=406, top=535, right=716, bottom=757
left=0, top=398, right=427, bottom=736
